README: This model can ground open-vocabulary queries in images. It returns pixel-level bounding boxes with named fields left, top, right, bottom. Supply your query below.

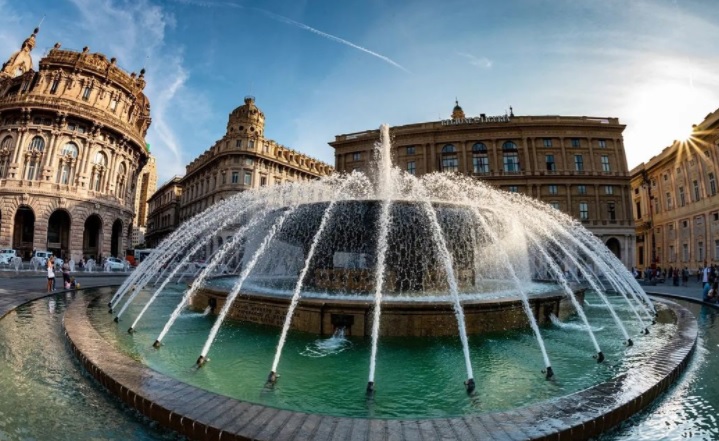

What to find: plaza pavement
left=0, top=268, right=131, bottom=318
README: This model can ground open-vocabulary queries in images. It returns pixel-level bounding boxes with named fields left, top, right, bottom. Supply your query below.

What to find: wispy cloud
left=174, top=0, right=410, bottom=73
left=456, top=51, right=492, bottom=69
left=67, top=0, right=188, bottom=181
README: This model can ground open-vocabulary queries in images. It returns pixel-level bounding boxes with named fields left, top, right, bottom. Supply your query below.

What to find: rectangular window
left=244, top=172, right=252, bottom=186
left=508, top=186, right=518, bottom=193
left=638, top=246, right=644, bottom=266
left=50, top=78, right=59, bottom=94
left=601, top=155, right=610, bottom=172
left=231, top=171, right=239, bottom=184
left=666, top=192, right=672, bottom=209
left=679, top=187, right=686, bottom=206
left=571, top=138, right=581, bottom=148
left=543, top=138, right=552, bottom=147
left=473, top=156, right=489, bottom=174
left=714, top=212, right=719, bottom=222
left=693, top=180, right=700, bottom=201
left=715, top=239, right=719, bottom=259
left=682, top=244, right=689, bottom=262
left=699, top=241, right=704, bottom=261
left=407, top=161, right=416, bottom=175
left=248, top=140, right=255, bottom=149
left=244, top=158, right=253, bottom=166
left=598, top=139, right=607, bottom=148
left=574, top=155, right=584, bottom=171
left=579, top=202, right=588, bottom=220
left=577, top=185, right=586, bottom=195
left=260, top=176, right=267, bottom=186
left=608, top=202, right=616, bottom=221
left=352, top=152, right=361, bottom=161
left=710, top=173, right=717, bottom=196
left=548, top=184, right=558, bottom=195
left=605, top=185, right=613, bottom=195
left=442, top=157, right=459, bottom=173
left=636, top=201, right=642, bottom=219
left=503, top=153, right=519, bottom=172
left=545, top=154, right=555, bottom=171
left=82, top=86, right=91, bottom=100
left=110, top=99, right=118, bottom=111
left=406, top=146, right=415, bottom=155
left=669, top=245, right=675, bottom=263
left=550, top=202, right=560, bottom=210
left=235, top=139, right=242, bottom=148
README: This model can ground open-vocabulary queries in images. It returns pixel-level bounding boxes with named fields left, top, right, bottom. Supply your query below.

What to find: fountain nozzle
left=152, top=340, right=161, bottom=349
left=595, top=351, right=605, bottom=363
left=465, top=378, right=476, bottom=394
left=366, top=381, right=374, bottom=395
left=107, top=301, right=112, bottom=308
left=128, top=327, right=134, bottom=334
left=643, top=327, right=650, bottom=335
left=108, top=308, right=113, bottom=314
left=545, top=366, right=554, bottom=380
left=652, top=319, right=656, bottom=325
left=626, top=338, right=634, bottom=347
left=113, top=316, right=119, bottom=323
left=267, top=371, right=278, bottom=384
left=196, top=355, right=207, bottom=367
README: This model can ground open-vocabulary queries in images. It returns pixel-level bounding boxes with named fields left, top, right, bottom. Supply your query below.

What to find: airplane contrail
left=174, top=0, right=409, bottom=73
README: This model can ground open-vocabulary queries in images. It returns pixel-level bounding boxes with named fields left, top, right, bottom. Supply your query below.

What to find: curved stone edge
left=63, top=295, right=697, bottom=441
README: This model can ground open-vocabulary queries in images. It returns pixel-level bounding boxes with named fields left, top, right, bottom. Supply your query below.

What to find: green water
left=1, top=288, right=717, bottom=440
left=93, top=285, right=670, bottom=418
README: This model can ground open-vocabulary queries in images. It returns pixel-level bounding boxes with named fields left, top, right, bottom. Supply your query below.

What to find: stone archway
left=13, top=205, right=35, bottom=259
left=110, top=219, right=123, bottom=258
left=606, top=237, right=622, bottom=260
left=48, top=210, right=71, bottom=260
left=83, top=214, right=103, bottom=260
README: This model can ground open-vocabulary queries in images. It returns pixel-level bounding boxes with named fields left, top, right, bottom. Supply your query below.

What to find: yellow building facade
left=630, top=108, right=719, bottom=271
left=330, top=102, right=635, bottom=267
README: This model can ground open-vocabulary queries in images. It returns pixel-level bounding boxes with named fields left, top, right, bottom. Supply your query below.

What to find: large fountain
left=62, top=125, right=698, bottom=440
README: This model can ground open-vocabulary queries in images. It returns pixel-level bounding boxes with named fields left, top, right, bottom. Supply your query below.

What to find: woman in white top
left=47, top=258, right=55, bottom=292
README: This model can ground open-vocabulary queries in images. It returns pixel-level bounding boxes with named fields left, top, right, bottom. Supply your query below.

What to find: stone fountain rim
left=64, top=292, right=698, bottom=441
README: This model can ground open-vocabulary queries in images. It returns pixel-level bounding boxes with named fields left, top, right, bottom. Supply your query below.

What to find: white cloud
left=456, top=52, right=493, bottom=69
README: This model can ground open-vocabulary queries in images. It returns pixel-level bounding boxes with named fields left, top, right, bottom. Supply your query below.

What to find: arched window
left=24, top=136, right=46, bottom=181
left=91, top=151, right=108, bottom=191
left=441, top=143, right=458, bottom=173
left=116, top=162, right=127, bottom=198
left=29, top=136, right=45, bottom=152
left=0, top=136, right=14, bottom=179
left=502, top=141, right=519, bottom=173
left=472, top=142, right=489, bottom=174
left=56, top=142, right=79, bottom=185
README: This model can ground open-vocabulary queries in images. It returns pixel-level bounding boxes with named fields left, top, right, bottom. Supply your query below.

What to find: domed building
left=0, top=28, right=151, bottom=262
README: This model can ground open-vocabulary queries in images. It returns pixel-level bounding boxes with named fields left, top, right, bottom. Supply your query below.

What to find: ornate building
left=630, top=108, right=719, bottom=271
left=145, top=176, right=182, bottom=248
left=145, top=96, right=332, bottom=248
left=0, top=29, right=151, bottom=260
left=330, top=101, right=635, bottom=267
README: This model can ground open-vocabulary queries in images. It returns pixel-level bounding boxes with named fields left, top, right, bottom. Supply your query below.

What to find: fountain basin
left=66, top=292, right=697, bottom=441
left=190, top=280, right=585, bottom=337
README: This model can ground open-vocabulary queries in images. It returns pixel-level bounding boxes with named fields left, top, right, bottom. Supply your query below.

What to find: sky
left=1, top=0, right=719, bottom=184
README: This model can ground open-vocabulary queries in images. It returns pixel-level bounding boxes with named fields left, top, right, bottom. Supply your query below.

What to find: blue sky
left=2, top=0, right=719, bottom=183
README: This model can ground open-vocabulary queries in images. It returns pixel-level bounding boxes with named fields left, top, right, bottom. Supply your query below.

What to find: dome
left=451, top=99, right=465, bottom=119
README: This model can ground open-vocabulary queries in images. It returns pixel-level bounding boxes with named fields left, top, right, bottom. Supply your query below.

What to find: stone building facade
left=145, top=96, right=332, bottom=249
left=132, top=154, right=156, bottom=246
left=145, top=176, right=182, bottom=248
left=0, top=29, right=151, bottom=261
left=630, top=108, right=719, bottom=271
left=330, top=101, right=635, bottom=267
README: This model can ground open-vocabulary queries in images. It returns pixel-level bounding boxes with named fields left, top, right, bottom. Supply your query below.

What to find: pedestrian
left=673, top=268, right=679, bottom=286
left=706, top=282, right=718, bottom=303
left=46, top=258, right=55, bottom=293
left=681, top=267, right=689, bottom=287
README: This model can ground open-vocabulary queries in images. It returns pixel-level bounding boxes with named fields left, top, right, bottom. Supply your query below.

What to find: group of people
left=46, top=257, right=77, bottom=293
left=701, top=264, right=718, bottom=303
left=632, top=263, right=719, bottom=304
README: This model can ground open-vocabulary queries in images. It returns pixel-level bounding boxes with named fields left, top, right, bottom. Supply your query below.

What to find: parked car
left=31, top=250, right=53, bottom=267
left=105, top=257, right=125, bottom=271
left=0, top=249, right=18, bottom=265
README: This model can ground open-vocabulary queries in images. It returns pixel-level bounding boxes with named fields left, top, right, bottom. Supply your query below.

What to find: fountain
left=61, top=125, right=699, bottom=440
